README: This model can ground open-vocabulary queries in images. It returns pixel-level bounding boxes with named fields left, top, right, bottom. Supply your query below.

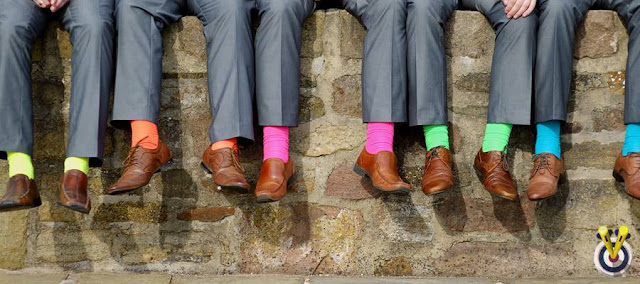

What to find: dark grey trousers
left=536, top=0, right=640, bottom=124
left=112, top=0, right=255, bottom=142
left=346, top=0, right=537, bottom=125
left=0, top=0, right=115, bottom=162
left=255, top=0, right=316, bottom=127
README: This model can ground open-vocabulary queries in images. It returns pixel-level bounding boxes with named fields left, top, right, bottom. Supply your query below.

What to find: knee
left=410, top=0, right=453, bottom=23
left=0, top=21, right=30, bottom=45
left=259, top=0, right=310, bottom=19
left=539, top=0, right=578, bottom=22
left=73, top=18, right=113, bottom=42
left=371, top=0, right=406, bottom=15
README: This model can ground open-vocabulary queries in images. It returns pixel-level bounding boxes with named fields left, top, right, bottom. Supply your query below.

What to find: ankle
left=211, top=138, right=237, bottom=151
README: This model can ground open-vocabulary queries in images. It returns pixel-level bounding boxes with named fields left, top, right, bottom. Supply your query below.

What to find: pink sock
left=365, top=122, right=394, bottom=154
left=263, top=126, right=290, bottom=162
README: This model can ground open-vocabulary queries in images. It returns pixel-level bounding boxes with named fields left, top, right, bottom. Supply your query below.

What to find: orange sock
left=131, top=120, right=159, bottom=149
left=211, top=138, right=237, bottom=151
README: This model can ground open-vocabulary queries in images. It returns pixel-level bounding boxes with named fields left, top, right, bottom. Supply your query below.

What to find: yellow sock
left=64, top=157, right=89, bottom=175
left=7, top=152, right=34, bottom=179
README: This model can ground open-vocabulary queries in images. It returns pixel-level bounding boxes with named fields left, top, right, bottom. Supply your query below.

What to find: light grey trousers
left=344, top=0, right=537, bottom=125
left=0, top=0, right=115, bottom=163
left=112, top=0, right=256, bottom=142
left=535, top=0, right=640, bottom=124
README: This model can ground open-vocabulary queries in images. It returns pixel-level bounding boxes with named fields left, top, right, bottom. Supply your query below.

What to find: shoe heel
left=613, top=171, right=624, bottom=183
left=353, top=164, right=367, bottom=177
left=157, top=159, right=173, bottom=173
left=200, top=162, right=212, bottom=174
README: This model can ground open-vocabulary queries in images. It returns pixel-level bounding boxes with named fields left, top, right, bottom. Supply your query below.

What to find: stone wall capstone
left=0, top=9, right=638, bottom=278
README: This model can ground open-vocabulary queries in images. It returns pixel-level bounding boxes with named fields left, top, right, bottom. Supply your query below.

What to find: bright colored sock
left=7, top=152, right=34, bottom=179
left=211, top=138, right=237, bottom=151
left=423, top=125, right=450, bottom=150
left=64, top=157, right=90, bottom=175
left=622, top=123, right=640, bottom=156
left=263, top=126, right=290, bottom=162
left=365, top=122, right=394, bottom=154
left=481, top=123, right=513, bottom=152
left=131, top=120, right=159, bottom=149
left=534, top=120, right=562, bottom=159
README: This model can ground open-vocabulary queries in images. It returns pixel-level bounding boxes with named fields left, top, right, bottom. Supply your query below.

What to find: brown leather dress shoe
left=58, top=170, right=91, bottom=214
left=422, top=146, right=454, bottom=195
left=473, top=149, right=518, bottom=201
left=353, top=148, right=410, bottom=194
left=613, top=153, right=640, bottom=199
left=255, top=158, right=295, bottom=203
left=201, top=146, right=250, bottom=193
left=106, top=140, right=172, bottom=195
left=526, top=153, right=565, bottom=201
left=0, top=174, right=41, bottom=212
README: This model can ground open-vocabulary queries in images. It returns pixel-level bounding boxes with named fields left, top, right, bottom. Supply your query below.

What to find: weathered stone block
left=575, top=11, right=619, bottom=59
left=325, top=164, right=380, bottom=199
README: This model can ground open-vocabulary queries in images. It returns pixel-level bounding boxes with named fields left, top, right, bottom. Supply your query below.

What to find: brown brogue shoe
left=614, top=153, right=640, bottom=199
left=201, top=146, right=250, bottom=193
left=353, top=148, right=410, bottom=194
left=422, top=147, right=454, bottom=195
left=106, top=140, right=172, bottom=195
left=0, top=174, right=41, bottom=212
left=526, top=153, right=565, bottom=201
left=255, top=158, right=295, bottom=203
left=58, top=170, right=91, bottom=214
left=473, top=149, right=518, bottom=201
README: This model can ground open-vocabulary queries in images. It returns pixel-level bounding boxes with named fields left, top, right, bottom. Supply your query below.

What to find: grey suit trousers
left=345, top=0, right=536, bottom=125
left=536, top=0, right=640, bottom=124
left=112, top=0, right=255, bottom=142
left=0, top=0, right=115, bottom=163
left=255, top=0, right=316, bottom=126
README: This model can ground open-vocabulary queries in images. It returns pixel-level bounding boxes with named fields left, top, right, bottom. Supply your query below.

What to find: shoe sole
left=612, top=171, right=640, bottom=200
left=57, top=201, right=90, bottom=214
left=474, top=166, right=518, bottom=202
left=353, top=164, right=410, bottom=195
left=107, top=159, right=173, bottom=195
left=200, top=162, right=250, bottom=194
left=255, top=173, right=298, bottom=203
left=0, top=198, right=42, bottom=213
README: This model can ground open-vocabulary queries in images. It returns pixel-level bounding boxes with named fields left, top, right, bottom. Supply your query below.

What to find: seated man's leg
left=192, top=0, right=255, bottom=193
left=57, top=0, right=116, bottom=213
left=106, top=0, right=181, bottom=195
left=407, top=0, right=457, bottom=196
left=344, top=0, right=411, bottom=195
left=0, top=0, right=49, bottom=212
left=254, top=0, right=315, bottom=203
left=461, top=0, right=537, bottom=201
left=528, top=0, right=591, bottom=201
left=612, top=0, right=640, bottom=199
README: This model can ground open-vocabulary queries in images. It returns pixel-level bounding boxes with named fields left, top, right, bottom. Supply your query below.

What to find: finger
left=505, top=0, right=517, bottom=17
left=504, top=0, right=512, bottom=14
left=523, top=0, right=536, bottom=17
left=508, top=0, right=524, bottom=18
left=513, top=0, right=530, bottom=18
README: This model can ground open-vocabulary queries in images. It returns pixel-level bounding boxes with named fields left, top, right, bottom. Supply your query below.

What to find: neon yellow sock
left=482, top=123, right=513, bottom=152
left=423, top=125, right=450, bottom=150
left=64, top=157, right=89, bottom=175
left=7, top=152, right=34, bottom=179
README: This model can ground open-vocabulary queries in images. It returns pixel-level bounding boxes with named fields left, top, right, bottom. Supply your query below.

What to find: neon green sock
left=423, top=125, right=450, bottom=150
left=481, top=123, right=513, bottom=152
left=7, top=152, right=34, bottom=179
left=64, top=157, right=89, bottom=175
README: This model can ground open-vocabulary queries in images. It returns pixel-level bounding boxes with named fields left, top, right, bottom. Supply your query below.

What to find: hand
left=33, top=0, right=51, bottom=9
left=49, top=0, right=69, bottom=13
left=504, top=0, right=536, bottom=19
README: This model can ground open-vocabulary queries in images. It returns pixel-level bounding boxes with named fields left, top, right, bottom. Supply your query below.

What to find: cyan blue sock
left=535, top=120, right=561, bottom=159
left=622, top=124, right=640, bottom=156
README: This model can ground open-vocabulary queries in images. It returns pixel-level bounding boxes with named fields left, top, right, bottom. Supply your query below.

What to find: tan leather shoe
left=106, top=140, right=172, bottom=195
left=473, top=149, right=518, bottom=201
left=201, top=146, right=250, bottom=193
left=353, top=148, right=410, bottom=194
left=422, top=146, right=454, bottom=195
left=526, top=153, right=565, bottom=201
left=613, top=153, right=640, bottom=199
left=0, top=174, right=41, bottom=212
left=58, top=170, right=91, bottom=214
left=255, top=158, right=295, bottom=203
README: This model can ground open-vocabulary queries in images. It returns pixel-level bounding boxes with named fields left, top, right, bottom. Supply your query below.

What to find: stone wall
left=0, top=9, right=638, bottom=278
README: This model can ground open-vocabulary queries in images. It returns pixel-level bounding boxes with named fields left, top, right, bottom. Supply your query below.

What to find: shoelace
left=229, top=146, right=245, bottom=173
left=532, top=154, right=551, bottom=174
left=500, top=152, right=509, bottom=172
left=122, top=147, right=142, bottom=170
